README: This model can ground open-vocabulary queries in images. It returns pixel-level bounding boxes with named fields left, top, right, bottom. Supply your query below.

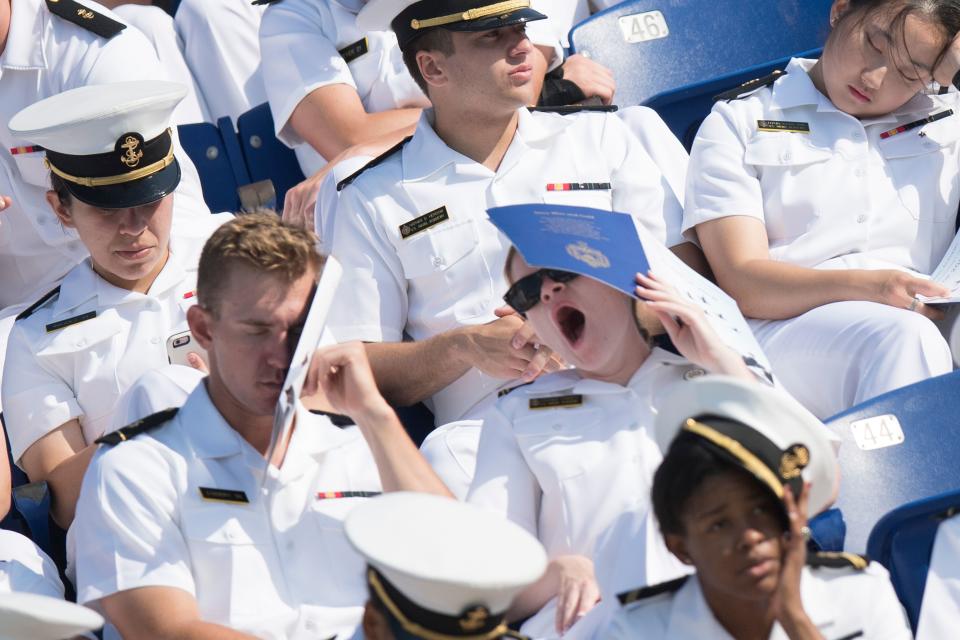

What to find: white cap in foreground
left=0, top=592, right=103, bottom=640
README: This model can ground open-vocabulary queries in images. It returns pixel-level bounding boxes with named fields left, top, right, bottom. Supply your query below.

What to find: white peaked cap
left=9, top=81, right=187, bottom=155
left=655, top=376, right=839, bottom=517
left=346, top=492, right=547, bottom=618
left=0, top=593, right=104, bottom=640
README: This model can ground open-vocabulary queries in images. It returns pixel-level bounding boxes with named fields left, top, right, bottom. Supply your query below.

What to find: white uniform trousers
left=751, top=300, right=952, bottom=419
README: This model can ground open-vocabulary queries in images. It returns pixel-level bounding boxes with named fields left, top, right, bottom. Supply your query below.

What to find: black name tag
left=529, top=394, right=583, bottom=410
left=399, top=206, right=450, bottom=239
left=339, top=37, right=369, bottom=63
left=757, top=120, right=810, bottom=133
left=199, top=487, right=249, bottom=504
left=45, top=311, right=96, bottom=333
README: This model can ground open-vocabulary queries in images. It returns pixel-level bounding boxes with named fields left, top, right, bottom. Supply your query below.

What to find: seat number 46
left=618, top=11, right=670, bottom=44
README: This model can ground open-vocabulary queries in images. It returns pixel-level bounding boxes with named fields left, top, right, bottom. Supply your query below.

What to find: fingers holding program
left=0, top=195, right=12, bottom=212
left=305, top=341, right=388, bottom=419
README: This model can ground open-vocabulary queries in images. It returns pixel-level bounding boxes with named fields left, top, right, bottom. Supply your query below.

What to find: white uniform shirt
left=74, top=384, right=382, bottom=640
left=259, top=0, right=430, bottom=174
left=605, top=564, right=911, bottom=639
left=466, top=352, right=700, bottom=638
left=174, top=0, right=267, bottom=121
left=111, top=4, right=211, bottom=124
left=684, top=57, right=960, bottom=274
left=916, top=514, right=960, bottom=640
left=466, top=350, right=697, bottom=559
left=108, top=365, right=206, bottom=433
left=0, top=530, right=64, bottom=599
left=2, top=214, right=231, bottom=461
left=328, top=107, right=685, bottom=425
left=0, top=0, right=209, bottom=314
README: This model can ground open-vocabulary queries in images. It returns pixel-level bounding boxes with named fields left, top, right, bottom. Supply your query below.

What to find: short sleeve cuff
left=3, top=390, right=83, bottom=462
left=78, top=571, right=196, bottom=607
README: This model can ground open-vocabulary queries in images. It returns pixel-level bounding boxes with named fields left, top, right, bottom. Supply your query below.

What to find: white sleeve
left=0, top=530, right=65, bottom=599
left=315, top=156, right=374, bottom=254
left=465, top=407, right=541, bottom=538
left=916, top=516, right=960, bottom=640
left=1, top=324, right=82, bottom=463
left=604, top=114, right=684, bottom=248
left=74, top=444, right=195, bottom=605
left=326, top=184, right=408, bottom=343
left=260, top=2, right=357, bottom=146
left=683, top=101, right=766, bottom=240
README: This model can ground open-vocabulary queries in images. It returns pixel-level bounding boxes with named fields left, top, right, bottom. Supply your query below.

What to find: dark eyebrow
left=238, top=319, right=274, bottom=328
left=693, top=502, right=729, bottom=521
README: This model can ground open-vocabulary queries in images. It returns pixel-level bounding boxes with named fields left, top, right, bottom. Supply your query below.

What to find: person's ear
left=45, top=190, right=75, bottom=229
left=417, top=49, right=450, bottom=90
left=829, top=0, right=850, bottom=27
left=362, top=602, right=394, bottom=640
left=187, top=304, right=214, bottom=351
left=665, top=533, right=694, bottom=566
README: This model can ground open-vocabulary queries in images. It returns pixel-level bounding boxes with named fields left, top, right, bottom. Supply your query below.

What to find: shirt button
left=304, top=620, right=317, bottom=632
left=431, top=256, right=445, bottom=267
left=684, top=368, right=706, bottom=381
left=854, top=167, right=866, bottom=177
left=150, top=336, right=160, bottom=345
left=76, top=338, right=87, bottom=347
left=857, top=214, right=867, bottom=223
left=286, top=540, right=295, bottom=551
left=924, top=141, right=937, bottom=149
left=852, top=131, right=864, bottom=141
left=780, top=151, right=792, bottom=163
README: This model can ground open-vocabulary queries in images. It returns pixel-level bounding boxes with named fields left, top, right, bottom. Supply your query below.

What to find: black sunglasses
left=504, top=269, right=579, bottom=314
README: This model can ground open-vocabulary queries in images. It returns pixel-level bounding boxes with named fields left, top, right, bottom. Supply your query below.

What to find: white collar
left=1, top=0, right=47, bottom=71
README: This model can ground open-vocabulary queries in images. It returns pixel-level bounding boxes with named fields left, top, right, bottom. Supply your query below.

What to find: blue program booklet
left=487, top=203, right=773, bottom=380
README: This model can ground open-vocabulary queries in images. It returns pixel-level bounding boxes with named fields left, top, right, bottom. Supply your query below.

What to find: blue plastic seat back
left=569, top=0, right=833, bottom=104
left=568, top=0, right=832, bottom=146
left=237, top=103, right=306, bottom=212
left=177, top=119, right=249, bottom=214
left=867, top=490, right=960, bottom=631
left=825, top=371, right=960, bottom=553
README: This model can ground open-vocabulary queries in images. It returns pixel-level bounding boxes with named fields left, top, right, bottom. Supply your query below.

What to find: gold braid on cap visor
left=367, top=569, right=511, bottom=640
left=44, top=142, right=175, bottom=188
left=411, top=0, right=531, bottom=29
left=682, top=418, right=785, bottom=499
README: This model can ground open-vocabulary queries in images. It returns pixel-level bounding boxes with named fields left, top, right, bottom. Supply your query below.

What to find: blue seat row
left=178, top=103, right=306, bottom=215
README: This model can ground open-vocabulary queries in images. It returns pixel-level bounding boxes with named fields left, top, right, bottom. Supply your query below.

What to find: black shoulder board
left=498, top=381, right=534, bottom=398
left=15, top=287, right=60, bottom=322
left=807, top=551, right=869, bottom=571
left=617, top=576, right=689, bottom=606
left=713, top=70, right=784, bottom=102
left=337, top=136, right=413, bottom=192
left=46, top=0, right=126, bottom=39
left=528, top=104, right=619, bottom=115
left=95, top=407, right=179, bottom=446
left=251, top=0, right=283, bottom=5
left=308, top=410, right=354, bottom=428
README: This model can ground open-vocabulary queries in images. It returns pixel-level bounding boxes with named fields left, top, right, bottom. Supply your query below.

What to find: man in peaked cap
left=346, top=492, right=547, bottom=640
left=325, top=0, right=695, bottom=475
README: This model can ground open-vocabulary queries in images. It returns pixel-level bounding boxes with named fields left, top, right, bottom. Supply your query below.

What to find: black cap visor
left=62, top=158, right=181, bottom=210
left=441, top=7, right=546, bottom=31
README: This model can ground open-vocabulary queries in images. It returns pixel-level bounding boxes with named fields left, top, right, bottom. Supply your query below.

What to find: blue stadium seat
left=867, top=490, right=960, bottom=631
left=237, top=103, right=306, bottom=212
left=569, top=0, right=832, bottom=147
left=178, top=118, right=250, bottom=214
left=824, top=371, right=960, bottom=553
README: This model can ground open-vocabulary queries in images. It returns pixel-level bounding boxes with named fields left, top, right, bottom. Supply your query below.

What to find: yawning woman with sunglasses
left=463, top=247, right=759, bottom=640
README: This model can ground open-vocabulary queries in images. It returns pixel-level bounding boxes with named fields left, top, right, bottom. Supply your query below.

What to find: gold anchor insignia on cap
left=76, top=7, right=94, bottom=19
left=120, top=135, right=144, bottom=168
left=780, top=444, right=810, bottom=480
left=458, top=606, right=490, bottom=632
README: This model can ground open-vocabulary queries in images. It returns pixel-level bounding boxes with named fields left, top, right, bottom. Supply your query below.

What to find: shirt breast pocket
left=12, top=151, right=50, bottom=188
left=309, top=497, right=369, bottom=603
left=182, top=507, right=283, bottom=623
left=745, top=135, right=833, bottom=240
left=36, top=315, right=124, bottom=440
left=512, top=407, right=606, bottom=483
left=396, top=219, right=492, bottom=321
left=880, top=129, right=959, bottom=223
